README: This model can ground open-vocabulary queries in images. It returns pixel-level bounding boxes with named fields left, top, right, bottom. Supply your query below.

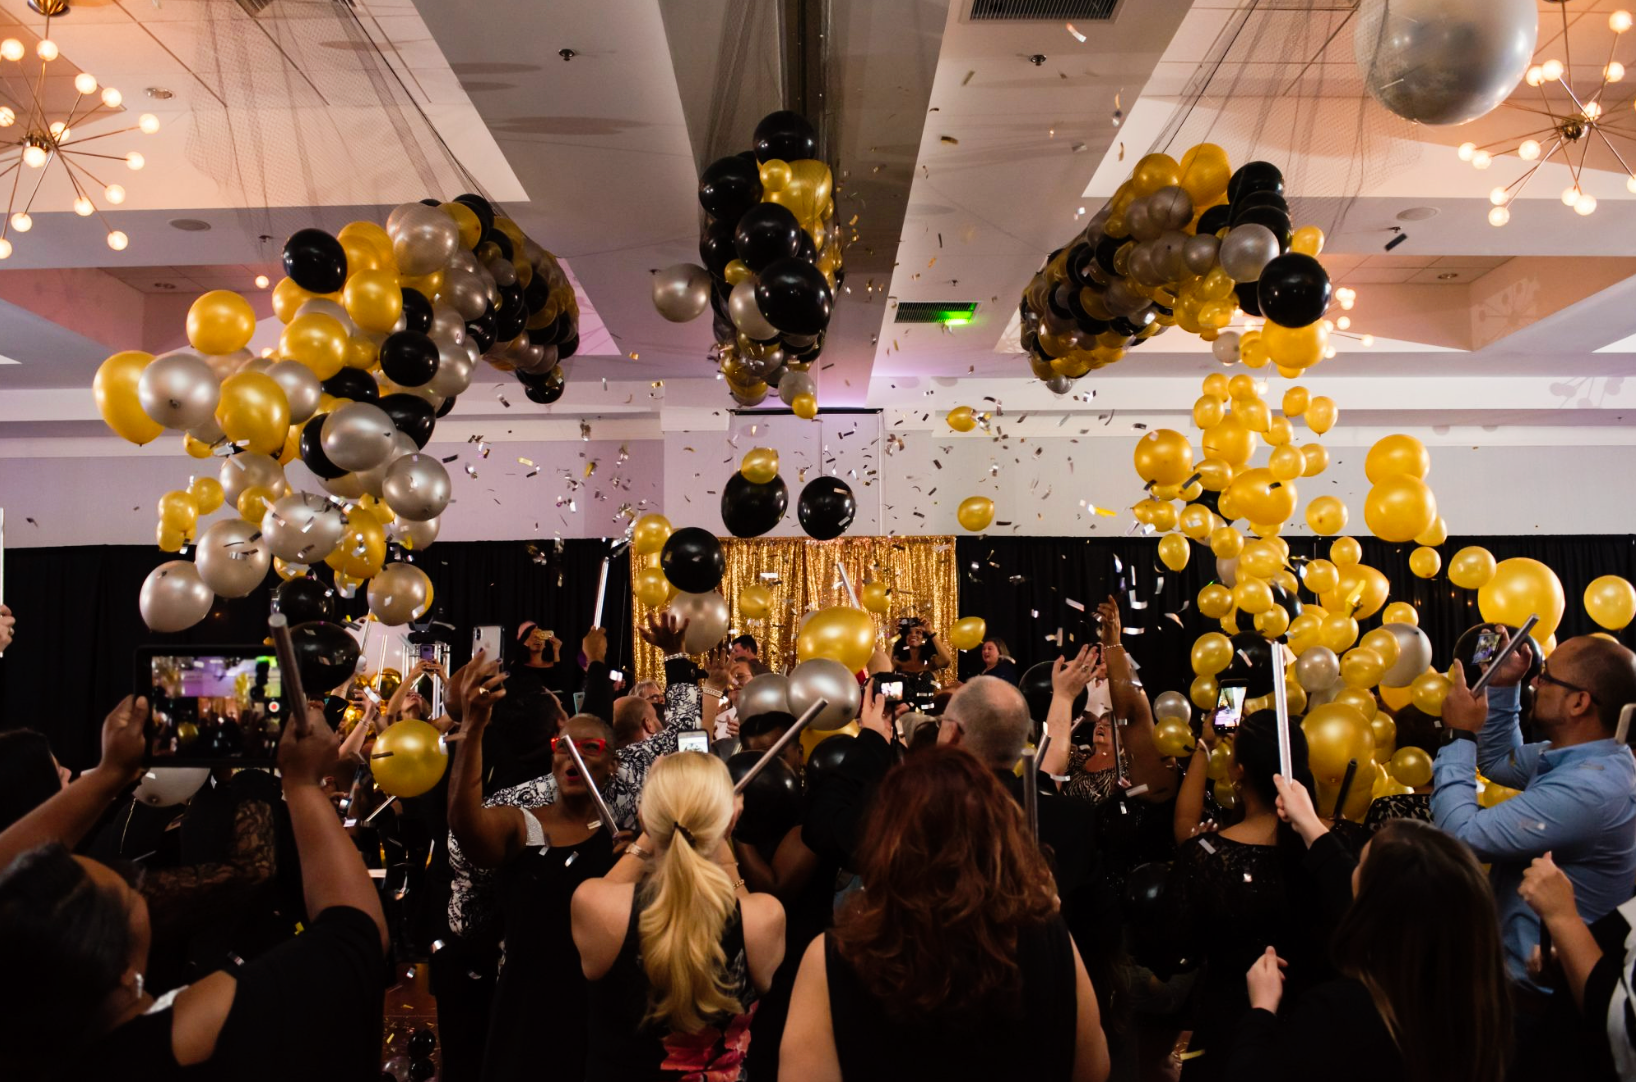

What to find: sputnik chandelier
left=1460, top=4, right=1636, bottom=226
left=0, top=0, right=160, bottom=256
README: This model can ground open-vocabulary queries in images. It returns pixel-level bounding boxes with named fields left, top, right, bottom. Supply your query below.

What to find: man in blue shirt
left=1434, top=630, right=1636, bottom=996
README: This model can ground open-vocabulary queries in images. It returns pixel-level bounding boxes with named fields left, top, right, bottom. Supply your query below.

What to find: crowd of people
left=1, top=593, right=1635, bottom=1081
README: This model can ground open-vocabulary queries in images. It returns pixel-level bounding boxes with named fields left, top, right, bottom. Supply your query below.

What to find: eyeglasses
left=551, top=736, right=608, bottom=756
left=1537, top=665, right=1599, bottom=704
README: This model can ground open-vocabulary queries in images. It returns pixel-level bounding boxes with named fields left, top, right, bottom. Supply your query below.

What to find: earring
left=133, top=972, right=145, bottom=998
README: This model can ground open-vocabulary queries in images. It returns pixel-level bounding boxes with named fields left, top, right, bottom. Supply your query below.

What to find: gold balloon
left=1290, top=225, right=1326, bottom=257
left=948, top=616, right=987, bottom=651
left=1330, top=537, right=1363, bottom=567
left=1388, top=746, right=1433, bottom=788
left=94, top=350, right=162, bottom=445
left=1179, top=503, right=1214, bottom=541
left=792, top=393, right=819, bottom=420
left=861, top=581, right=890, bottom=614
left=1304, top=495, right=1348, bottom=536
left=343, top=268, right=405, bottom=334
left=280, top=313, right=348, bottom=380
left=1203, top=415, right=1258, bottom=467
left=371, top=718, right=449, bottom=798
left=1265, top=320, right=1329, bottom=370
left=1196, top=458, right=1234, bottom=492
left=1585, top=575, right=1636, bottom=631
left=1178, top=143, right=1230, bottom=204
left=1158, top=533, right=1191, bottom=572
left=398, top=269, right=445, bottom=298
left=1365, top=434, right=1430, bottom=484
left=1191, top=632, right=1233, bottom=676
left=632, top=513, right=673, bottom=555
left=1238, top=539, right=1280, bottom=579
left=1267, top=416, right=1293, bottom=447
left=1234, top=576, right=1273, bottom=615
left=1153, top=717, right=1196, bottom=759
left=796, top=607, right=877, bottom=673
left=1360, top=628, right=1402, bottom=670
left=1131, top=152, right=1182, bottom=197
left=1133, top=429, right=1195, bottom=486
left=1268, top=444, right=1304, bottom=481
left=1364, top=476, right=1437, bottom=544
left=1202, top=372, right=1230, bottom=397
left=1301, top=559, right=1338, bottom=596
left=1332, top=686, right=1377, bottom=725
left=184, top=433, right=215, bottom=458
left=338, top=220, right=394, bottom=264
left=739, top=583, right=774, bottom=620
left=1415, top=516, right=1449, bottom=547
left=1304, top=394, right=1337, bottom=434
left=1448, top=546, right=1497, bottom=590
left=1190, top=674, right=1220, bottom=711
left=1282, top=385, right=1310, bottom=416
left=1254, top=604, right=1290, bottom=640
left=1340, top=647, right=1386, bottom=689
left=217, top=371, right=291, bottom=456
left=1409, top=546, right=1442, bottom=579
left=1198, top=583, right=1234, bottom=619
left=187, top=290, right=257, bottom=356
left=1382, top=601, right=1419, bottom=626
left=188, top=475, right=225, bottom=514
left=957, top=496, right=996, bottom=532
left=157, top=489, right=200, bottom=534
left=1321, top=613, right=1360, bottom=653
left=740, top=448, right=779, bottom=485
left=1302, top=702, right=1374, bottom=785
left=439, top=201, right=483, bottom=249
left=946, top=406, right=978, bottom=433
left=1210, top=526, right=1244, bottom=558
left=759, top=158, right=792, bottom=192
left=1324, top=564, right=1390, bottom=620
left=1409, top=672, right=1452, bottom=717
left=340, top=233, right=389, bottom=275
left=1227, top=468, right=1295, bottom=525
left=272, top=276, right=322, bottom=323
left=236, top=485, right=276, bottom=524
left=326, top=506, right=386, bottom=579
left=1478, top=557, right=1565, bottom=641
left=1301, top=442, right=1329, bottom=478
left=1193, top=394, right=1225, bottom=429
left=1369, top=713, right=1396, bottom=760
left=635, top=566, right=672, bottom=608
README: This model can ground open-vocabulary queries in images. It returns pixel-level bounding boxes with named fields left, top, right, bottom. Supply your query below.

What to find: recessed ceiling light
left=168, top=218, right=211, bottom=232
left=145, top=87, right=173, bottom=100
left=1397, top=207, right=1440, bottom=222
left=1436, top=272, right=1459, bottom=280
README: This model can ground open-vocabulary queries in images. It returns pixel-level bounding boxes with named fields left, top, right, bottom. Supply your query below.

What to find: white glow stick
left=1271, top=641, right=1293, bottom=781
left=592, top=557, right=610, bottom=629
left=836, top=561, right=861, bottom=608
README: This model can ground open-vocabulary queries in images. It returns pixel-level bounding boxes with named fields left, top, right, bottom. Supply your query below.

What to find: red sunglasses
left=552, top=736, right=608, bottom=756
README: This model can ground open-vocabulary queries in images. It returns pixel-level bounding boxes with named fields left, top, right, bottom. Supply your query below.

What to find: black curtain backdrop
left=956, top=534, right=1636, bottom=700
left=0, top=540, right=632, bottom=769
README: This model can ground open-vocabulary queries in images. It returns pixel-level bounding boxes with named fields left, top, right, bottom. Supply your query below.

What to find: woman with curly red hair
left=780, top=745, right=1110, bottom=1082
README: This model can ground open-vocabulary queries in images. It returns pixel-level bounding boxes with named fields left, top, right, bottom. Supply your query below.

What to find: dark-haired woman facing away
left=1228, top=778, right=1510, bottom=1082
left=780, top=745, right=1110, bottom=1082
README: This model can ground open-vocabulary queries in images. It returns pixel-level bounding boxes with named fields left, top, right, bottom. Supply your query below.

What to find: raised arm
left=580, top=627, right=616, bottom=724
left=1172, top=737, right=1214, bottom=845
left=445, top=653, right=530, bottom=869
left=1043, top=646, right=1096, bottom=781
left=0, top=695, right=147, bottom=867
left=1099, top=596, right=1175, bottom=802
left=1445, top=644, right=1540, bottom=789
left=929, top=632, right=953, bottom=671
left=1519, top=854, right=1604, bottom=1011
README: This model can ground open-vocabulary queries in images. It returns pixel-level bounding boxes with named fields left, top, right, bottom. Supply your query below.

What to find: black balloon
left=720, top=473, right=788, bottom=538
left=1452, top=623, right=1541, bottom=690
left=794, top=229, right=818, bottom=264
left=1093, top=233, right=1123, bottom=276
left=726, top=751, right=802, bottom=845
left=466, top=315, right=496, bottom=352
left=380, top=331, right=440, bottom=388
left=1196, top=203, right=1232, bottom=235
left=1124, top=861, right=1170, bottom=921
left=407, top=1030, right=436, bottom=1058
left=1020, top=660, right=1087, bottom=724
left=1223, top=632, right=1275, bottom=697
left=796, top=477, right=855, bottom=541
left=496, top=284, right=527, bottom=340
left=699, top=219, right=739, bottom=280
left=754, top=257, right=832, bottom=336
left=1227, top=161, right=1285, bottom=202
left=1230, top=189, right=1291, bottom=219
left=1065, top=243, right=1095, bottom=288
left=529, top=310, right=569, bottom=347
left=379, top=393, right=437, bottom=449
left=401, top=288, right=433, bottom=333
left=1255, top=253, right=1331, bottom=328
left=321, top=367, right=379, bottom=404
left=453, top=193, right=495, bottom=235
left=1231, top=205, right=1292, bottom=245
left=290, top=620, right=361, bottom=695
left=556, top=334, right=579, bottom=361
left=282, top=228, right=348, bottom=294
left=522, top=368, right=565, bottom=404
left=805, top=734, right=854, bottom=792
left=752, top=110, right=818, bottom=163
left=272, top=576, right=334, bottom=625
left=408, top=1057, right=437, bottom=1082
left=486, top=229, right=514, bottom=262
left=734, top=203, right=803, bottom=272
left=1269, top=582, right=1302, bottom=623
left=699, top=155, right=764, bottom=222
left=660, top=526, right=725, bottom=593
left=298, top=419, right=348, bottom=479
left=1234, top=281, right=1262, bottom=317
left=523, top=273, right=551, bottom=315
left=435, top=395, right=457, bottom=418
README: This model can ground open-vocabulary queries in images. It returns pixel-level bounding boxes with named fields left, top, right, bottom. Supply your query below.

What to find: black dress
left=66, top=906, right=383, bottom=1082
left=585, top=893, right=757, bottom=1081
left=482, top=815, right=615, bottom=1082
left=824, top=915, right=1079, bottom=1081
left=1224, top=978, right=1404, bottom=1082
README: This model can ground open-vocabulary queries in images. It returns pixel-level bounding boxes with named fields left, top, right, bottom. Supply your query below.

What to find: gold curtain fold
left=630, top=536, right=960, bottom=681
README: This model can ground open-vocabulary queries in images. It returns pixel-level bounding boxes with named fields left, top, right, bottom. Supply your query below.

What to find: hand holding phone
left=472, top=625, right=503, bottom=666
left=1213, top=685, right=1247, bottom=736
left=677, top=729, right=710, bottom=754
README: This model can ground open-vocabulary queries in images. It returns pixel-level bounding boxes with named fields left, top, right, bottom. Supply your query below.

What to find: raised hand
left=583, top=626, right=608, bottom=665
left=99, top=695, right=149, bottom=784
left=1519, top=852, right=1577, bottom=923
left=1272, top=772, right=1327, bottom=846
left=1051, top=645, right=1097, bottom=701
left=858, top=681, right=890, bottom=740
left=1097, top=596, right=1121, bottom=647
left=703, top=647, right=732, bottom=693
left=640, top=610, right=691, bottom=655
left=1245, top=947, right=1288, bottom=1014
left=460, top=656, right=508, bottom=732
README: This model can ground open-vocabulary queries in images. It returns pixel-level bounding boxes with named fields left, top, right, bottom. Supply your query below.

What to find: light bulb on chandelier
left=104, top=183, right=125, bottom=204
left=1542, top=58, right=1565, bottom=82
left=72, top=196, right=92, bottom=217
left=0, top=39, right=20, bottom=62
left=100, top=87, right=121, bottom=108
left=1457, top=142, right=1476, bottom=161
left=1614, top=10, right=1633, bottom=32
left=1489, top=206, right=1511, bottom=227
left=1562, top=185, right=1583, bottom=206
left=1471, top=150, right=1493, bottom=170
left=35, top=39, right=56, bottom=62
left=1518, top=139, right=1542, bottom=161
left=1585, top=101, right=1604, bottom=120
left=1526, top=65, right=1545, bottom=87
left=254, top=275, right=270, bottom=289
left=125, top=152, right=144, bottom=171
left=138, top=114, right=160, bottom=135
left=106, top=230, right=128, bottom=251
left=1489, top=187, right=1509, bottom=206
left=0, top=239, right=14, bottom=260
left=1608, top=62, right=1627, bottom=83
left=1576, top=193, right=1598, bottom=216
left=11, top=212, right=31, bottom=233
left=21, top=143, right=45, bottom=168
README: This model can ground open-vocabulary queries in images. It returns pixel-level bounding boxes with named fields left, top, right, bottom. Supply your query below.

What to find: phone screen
left=472, top=625, right=503, bottom=664
left=1472, top=629, right=1503, bottom=667
left=678, top=729, right=710, bottom=754
left=1214, top=685, right=1247, bottom=734
left=138, top=648, right=285, bottom=765
left=608, top=668, right=625, bottom=683
left=880, top=680, right=905, bottom=701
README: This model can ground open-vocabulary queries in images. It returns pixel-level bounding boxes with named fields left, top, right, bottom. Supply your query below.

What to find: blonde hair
left=637, top=752, right=740, bottom=1033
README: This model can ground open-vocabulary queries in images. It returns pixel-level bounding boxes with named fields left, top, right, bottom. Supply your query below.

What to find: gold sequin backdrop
left=630, top=537, right=960, bottom=680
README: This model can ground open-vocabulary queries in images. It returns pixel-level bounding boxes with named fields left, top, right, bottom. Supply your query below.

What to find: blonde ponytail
left=636, top=752, right=741, bottom=1033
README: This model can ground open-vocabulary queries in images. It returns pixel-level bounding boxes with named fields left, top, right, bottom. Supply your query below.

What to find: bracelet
left=627, top=843, right=653, bottom=859
left=732, top=878, right=746, bottom=891
left=663, top=652, right=689, bottom=663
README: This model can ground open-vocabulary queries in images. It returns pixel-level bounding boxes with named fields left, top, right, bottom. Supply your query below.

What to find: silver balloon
left=485, top=255, right=518, bottom=288
left=261, top=492, right=345, bottom=563
left=321, top=402, right=397, bottom=472
left=1218, top=224, right=1280, bottom=283
left=1126, top=243, right=1162, bottom=287
left=389, top=202, right=460, bottom=276
left=347, top=431, right=416, bottom=499
left=382, top=454, right=451, bottom=521
left=1044, top=375, right=1074, bottom=395
left=296, top=297, right=356, bottom=337
left=219, top=451, right=285, bottom=507
left=1355, top=0, right=1536, bottom=126
left=429, top=303, right=466, bottom=345
left=670, top=591, right=730, bottom=655
left=321, top=471, right=368, bottom=500
left=778, top=369, right=816, bottom=406
left=187, top=415, right=226, bottom=446
left=428, top=349, right=474, bottom=397
left=446, top=247, right=478, bottom=275
left=367, top=562, right=432, bottom=626
left=139, top=560, right=214, bottom=632
left=1153, top=230, right=1189, bottom=282
left=787, top=658, right=863, bottom=732
left=763, top=363, right=788, bottom=388
left=780, top=331, right=818, bottom=350
left=652, top=263, right=712, bottom=323
left=194, top=518, right=271, bottom=598
left=203, top=349, right=253, bottom=382
left=1126, top=198, right=1160, bottom=242
left=442, top=267, right=489, bottom=321
left=1148, top=186, right=1195, bottom=230
left=1182, top=233, right=1221, bottom=276
left=1153, top=690, right=1191, bottom=721
left=138, top=350, right=219, bottom=430
left=1216, top=555, right=1238, bottom=588
left=1295, top=646, right=1341, bottom=693
left=266, top=360, right=323, bottom=424
left=391, top=514, right=441, bottom=551
left=1211, top=331, right=1242, bottom=366
left=134, top=767, right=211, bottom=808
left=736, top=673, right=791, bottom=723
left=1380, top=623, right=1433, bottom=687
left=1104, top=277, right=1147, bottom=316
left=729, top=278, right=778, bottom=339
left=238, top=356, right=273, bottom=376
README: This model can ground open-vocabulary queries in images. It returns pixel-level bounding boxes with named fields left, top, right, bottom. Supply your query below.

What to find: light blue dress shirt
left=1432, top=684, right=1636, bottom=992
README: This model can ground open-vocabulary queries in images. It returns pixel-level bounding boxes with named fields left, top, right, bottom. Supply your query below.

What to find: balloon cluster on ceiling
left=94, top=195, right=575, bottom=659
left=1017, top=148, right=1334, bottom=393
left=651, top=110, right=841, bottom=414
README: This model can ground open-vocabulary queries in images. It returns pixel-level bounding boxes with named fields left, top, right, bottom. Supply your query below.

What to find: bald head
left=1555, top=636, right=1636, bottom=736
left=612, top=695, right=657, bottom=748
left=945, top=675, right=1031, bottom=768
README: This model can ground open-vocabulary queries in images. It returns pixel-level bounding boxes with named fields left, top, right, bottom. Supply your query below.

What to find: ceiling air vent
left=235, top=0, right=277, bottom=15
left=969, top=0, right=1118, bottom=21
left=895, top=301, right=978, bottom=325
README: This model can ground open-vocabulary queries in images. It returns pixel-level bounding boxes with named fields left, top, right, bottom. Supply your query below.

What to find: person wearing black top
left=0, top=695, right=388, bottom=1082
left=1228, top=777, right=1511, bottom=1082
left=890, top=617, right=951, bottom=675
left=977, top=638, right=1020, bottom=684
left=782, top=744, right=1109, bottom=1081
